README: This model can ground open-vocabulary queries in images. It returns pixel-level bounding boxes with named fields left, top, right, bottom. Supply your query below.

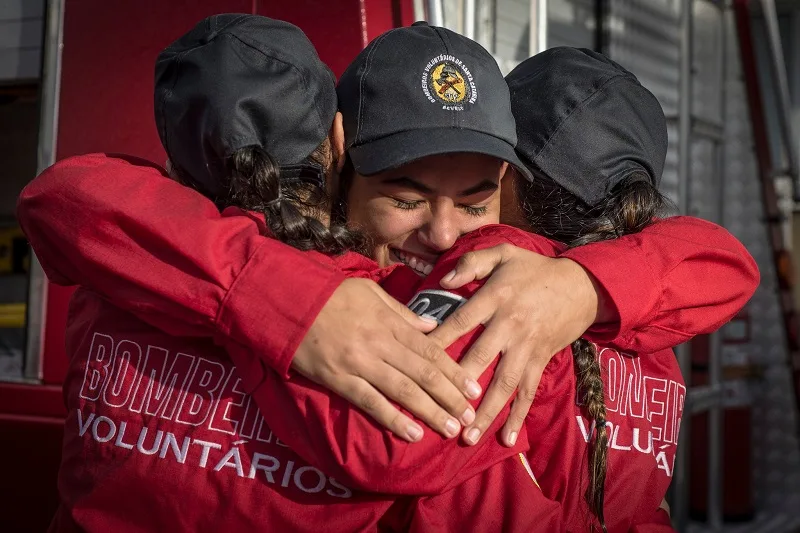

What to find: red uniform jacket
left=397, top=225, right=687, bottom=532
left=18, top=154, right=760, bottom=532
left=53, top=264, right=560, bottom=532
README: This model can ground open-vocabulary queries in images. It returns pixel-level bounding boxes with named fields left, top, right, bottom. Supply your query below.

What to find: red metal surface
left=42, top=0, right=407, bottom=388
left=57, top=0, right=254, bottom=164
left=41, top=284, right=73, bottom=384
left=255, top=0, right=399, bottom=77
left=396, top=0, right=416, bottom=26
left=362, top=0, right=400, bottom=43
left=0, top=382, right=65, bottom=418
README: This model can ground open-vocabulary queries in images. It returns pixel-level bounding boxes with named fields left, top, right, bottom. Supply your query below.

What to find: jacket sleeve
left=382, top=455, right=565, bottom=533
left=561, top=216, right=760, bottom=353
left=16, top=153, right=344, bottom=379
left=238, top=338, right=527, bottom=495
left=18, top=154, right=526, bottom=495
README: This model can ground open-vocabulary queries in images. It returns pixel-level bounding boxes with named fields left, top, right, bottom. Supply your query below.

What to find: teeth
left=393, top=249, right=433, bottom=277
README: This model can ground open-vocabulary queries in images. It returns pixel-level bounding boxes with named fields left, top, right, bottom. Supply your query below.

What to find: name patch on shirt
left=407, top=289, right=467, bottom=325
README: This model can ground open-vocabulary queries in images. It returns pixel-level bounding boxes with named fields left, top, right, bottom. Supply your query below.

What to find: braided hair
left=516, top=169, right=672, bottom=532
left=176, top=139, right=365, bottom=255
left=225, top=142, right=364, bottom=255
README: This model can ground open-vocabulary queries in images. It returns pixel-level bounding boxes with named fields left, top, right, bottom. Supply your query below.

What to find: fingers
left=376, top=284, right=483, bottom=404
left=461, top=338, right=526, bottom=446
left=428, top=293, right=493, bottom=351
left=439, top=244, right=511, bottom=289
left=336, top=376, right=425, bottom=443
left=365, top=359, right=465, bottom=439
left=501, top=362, right=542, bottom=447
left=388, top=328, right=478, bottom=425
left=456, top=320, right=507, bottom=379
left=369, top=282, right=439, bottom=333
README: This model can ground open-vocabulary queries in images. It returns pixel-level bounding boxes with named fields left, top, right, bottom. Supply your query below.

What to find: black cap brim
left=348, top=127, right=533, bottom=181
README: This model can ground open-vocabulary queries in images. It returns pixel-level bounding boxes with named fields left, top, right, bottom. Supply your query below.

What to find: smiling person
left=334, top=21, right=527, bottom=274
left=19, top=20, right=758, bottom=531
left=20, top=22, right=756, bottom=463
left=21, top=21, right=601, bottom=446
left=21, top=15, right=566, bottom=532
left=344, top=153, right=505, bottom=275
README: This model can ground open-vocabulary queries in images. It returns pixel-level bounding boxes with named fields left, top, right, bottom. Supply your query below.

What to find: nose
left=416, top=202, right=461, bottom=253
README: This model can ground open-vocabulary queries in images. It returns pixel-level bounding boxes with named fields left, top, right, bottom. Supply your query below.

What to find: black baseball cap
left=154, top=14, right=337, bottom=197
left=506, top=47, right=667, bottom=206
left=337, top=21, right=532, bottom=180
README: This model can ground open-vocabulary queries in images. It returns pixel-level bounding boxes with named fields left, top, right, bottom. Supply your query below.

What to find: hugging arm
left=17, top=153, right=478, bottom=441
left=429, top=218, right=758, bottom=445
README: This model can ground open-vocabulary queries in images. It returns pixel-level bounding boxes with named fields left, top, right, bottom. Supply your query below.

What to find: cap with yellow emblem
left=337, top=21, right=532, bottom=180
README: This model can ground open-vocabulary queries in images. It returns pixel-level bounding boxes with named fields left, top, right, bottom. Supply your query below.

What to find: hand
left=292, top=277, right=482, bottom=442
left=429, top=244, right=602, bottom=446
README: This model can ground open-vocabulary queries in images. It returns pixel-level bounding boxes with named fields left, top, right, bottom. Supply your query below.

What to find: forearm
left=562, top=216, right=759, bottom=352
left=18, top=153, right=343, bottom=378
left=239, top=338, right=526, bottom=495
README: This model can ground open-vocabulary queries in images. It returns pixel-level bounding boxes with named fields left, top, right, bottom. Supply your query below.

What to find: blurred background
left=0, top=0, right=799, bottom=531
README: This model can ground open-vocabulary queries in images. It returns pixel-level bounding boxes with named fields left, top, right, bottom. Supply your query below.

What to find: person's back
left=528, top=339, right=681, bottom=532
left=384, top=223, right=681, bottom=532
left=57, top=234, right=567, bottom=532
left=57, top=287, right=386, bottom=532
left=499, top=46, right=693, bottom=531
left=49, top=14, right=388, bottom=532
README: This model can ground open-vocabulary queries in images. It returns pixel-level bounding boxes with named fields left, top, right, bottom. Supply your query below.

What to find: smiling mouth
left=390, top=248, right=435, bottom=277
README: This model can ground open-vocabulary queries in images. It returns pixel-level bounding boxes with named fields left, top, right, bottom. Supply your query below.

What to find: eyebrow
left=459, top=180, right=499, bottom=196
left=381, top=176, right=435, bottom=194
left=381, top=176, right=498, bottom=197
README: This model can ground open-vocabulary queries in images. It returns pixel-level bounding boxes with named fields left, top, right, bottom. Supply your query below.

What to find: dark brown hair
left=180, top=140, right=364, bottom=255
left=516, top=169, right=672, bottom=532
left=330, top=155, right=355, bottom=226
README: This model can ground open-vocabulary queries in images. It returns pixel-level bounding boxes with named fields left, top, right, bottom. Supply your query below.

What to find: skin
left=346, top=153, right=509, bottom=274
left=297, top=117, right=602, bottom=445
left=498, top=169, right=532, bottom=231
left=293, top=118, right=489, bottom=442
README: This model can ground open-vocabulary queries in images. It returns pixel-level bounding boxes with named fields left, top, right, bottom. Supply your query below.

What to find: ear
left=331, top=111, right=346, bottom=173
left=499, top=162, right=510, bottom=183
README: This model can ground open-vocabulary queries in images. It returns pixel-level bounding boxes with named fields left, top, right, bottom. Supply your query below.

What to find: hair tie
left=595, top=419, right=607, bottom=430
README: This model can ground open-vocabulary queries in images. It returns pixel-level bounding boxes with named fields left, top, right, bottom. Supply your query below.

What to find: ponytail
left=574, top=339, right=609, bottom=533
left=224, top=144, right=364, bottom=255
left=517, top=171, right=673, bottom=531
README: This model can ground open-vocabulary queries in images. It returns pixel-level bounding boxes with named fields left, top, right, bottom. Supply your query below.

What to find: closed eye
left=391, top=198, right=425, bottom=210
left=461, top=204, right=488, bottom=217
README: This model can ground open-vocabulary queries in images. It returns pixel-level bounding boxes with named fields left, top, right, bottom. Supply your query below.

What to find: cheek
left=475, top=197, right=502, bottom=229
left=351, top=200, right=421, bottom=245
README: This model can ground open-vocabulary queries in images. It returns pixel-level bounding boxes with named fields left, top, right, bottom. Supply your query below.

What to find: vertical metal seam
left=673, top=0, right=694, bottom=528
left=25, top=0, right=65, bottom=383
